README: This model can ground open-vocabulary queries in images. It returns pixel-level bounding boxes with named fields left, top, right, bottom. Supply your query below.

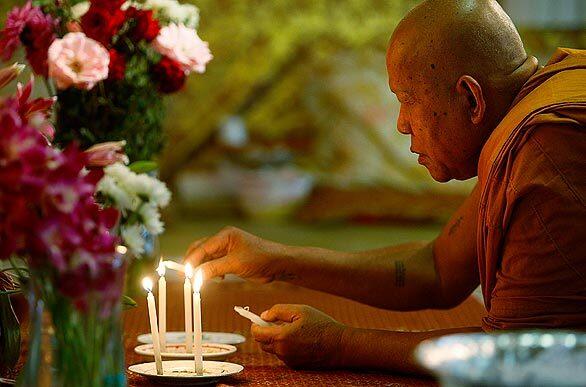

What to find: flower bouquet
left=1, top=0, right=212, bottom=162
left=0, top=64, right=126, bottom=386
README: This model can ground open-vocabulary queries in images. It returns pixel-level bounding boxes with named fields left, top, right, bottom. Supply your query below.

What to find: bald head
left=390, top=0, right=534, bottom=89
left=386, top=0, right=538, bottom=182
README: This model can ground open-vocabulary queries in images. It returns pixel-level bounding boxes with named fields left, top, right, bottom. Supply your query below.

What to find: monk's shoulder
left=508, top=120, right=586, bottom=202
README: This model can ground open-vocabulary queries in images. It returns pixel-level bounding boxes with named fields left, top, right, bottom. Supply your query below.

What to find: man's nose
left=397, top=108, right=412, bottom=135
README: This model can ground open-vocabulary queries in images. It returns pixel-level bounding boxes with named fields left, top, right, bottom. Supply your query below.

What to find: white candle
left=142, top=277, right=163, bottom=375
left=193, top=269, right=204, bottom=375
left=234, top=306, right=274, bottom=327
left=164, top=260, right=185, bottom=273
left=157, top=259, right=167, bottom=350
left=184, top=263, right=193, bottom=353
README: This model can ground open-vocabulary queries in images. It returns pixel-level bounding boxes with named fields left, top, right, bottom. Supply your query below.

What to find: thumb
left=260, top=304, right=301, bottom=323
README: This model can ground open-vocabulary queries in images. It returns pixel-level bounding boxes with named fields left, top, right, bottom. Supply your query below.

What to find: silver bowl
left=415, top=331, right=586, bottom=387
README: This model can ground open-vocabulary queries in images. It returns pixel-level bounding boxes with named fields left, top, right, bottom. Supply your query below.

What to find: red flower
left=108, top=49, right=126, bottom=81
left=151, top=56, right=186, bottom=94
left=81, top=5, right=125, bottom=46
left=89, top=0, right=125, bottom=9
left=126, top=7, right=160, bottom=42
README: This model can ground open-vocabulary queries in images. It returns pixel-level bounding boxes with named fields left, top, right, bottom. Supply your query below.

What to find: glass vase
left=17, top=277, right=127, bottom=387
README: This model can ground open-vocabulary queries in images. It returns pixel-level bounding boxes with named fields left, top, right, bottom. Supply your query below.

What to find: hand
left=184, top=227, right=288, bottom=283
left=251, top=304, right=346, bottom=369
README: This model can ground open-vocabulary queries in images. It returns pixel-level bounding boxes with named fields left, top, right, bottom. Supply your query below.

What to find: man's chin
left=423, top=163, right=453, bottom=183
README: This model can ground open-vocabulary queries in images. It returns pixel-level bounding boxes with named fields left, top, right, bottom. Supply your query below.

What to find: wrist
left=334, top=325, right=357, bottom=368
left=265, top=241, right=302, bottom=282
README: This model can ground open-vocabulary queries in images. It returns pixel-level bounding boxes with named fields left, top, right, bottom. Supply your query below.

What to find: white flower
left=139, top=205, right=165, bottom=235
left=167, top=3, right=199, bottom=29
left=142, top=0, right=199, bottom=28
left=153, top=23, right=212, bottom=74
left=104, top=163, right=134, bottom=182
left=121, top=224, right=145, bottom=256
left=71, top=1, right=90, bottom=19
left=100, top=163, right=170, bottom=244
left=150, top=179, right=171, bottom=207
left=125, top=172, right=171, bottom=207
left=97, top=175, right=134, bottom=211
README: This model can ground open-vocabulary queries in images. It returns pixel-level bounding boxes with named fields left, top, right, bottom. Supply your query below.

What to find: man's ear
left=456, top=75, right=485, bottom=125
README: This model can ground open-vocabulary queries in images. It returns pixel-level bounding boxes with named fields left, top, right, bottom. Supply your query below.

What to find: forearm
left=336, top=326, right=482, bottom=374
left=273, top=241, right=442, bottom=310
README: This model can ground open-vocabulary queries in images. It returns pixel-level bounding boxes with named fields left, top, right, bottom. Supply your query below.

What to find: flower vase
left=17, top=273, right=127, bottom=387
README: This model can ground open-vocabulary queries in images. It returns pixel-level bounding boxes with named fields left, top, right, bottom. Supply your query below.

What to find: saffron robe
left=477, top=48, right=586, bottom=330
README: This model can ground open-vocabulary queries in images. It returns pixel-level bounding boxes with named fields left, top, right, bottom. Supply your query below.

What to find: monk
left=185, top=0, right=586, bottom=374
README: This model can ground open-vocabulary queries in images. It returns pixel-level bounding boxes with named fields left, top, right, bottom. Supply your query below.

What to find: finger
left=260, top=304, right=303, bottom=323
left=184, top=233, right=229, bottom=267
left=184, top=237, right=209, bottom=261
left=198, top=257, right=233, bottom=280
left=260, top=342, right=275, bottom=354
left=251, top=324, right=284, bottom=343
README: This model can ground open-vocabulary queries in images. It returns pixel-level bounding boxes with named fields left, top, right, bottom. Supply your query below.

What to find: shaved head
left=391, top=0, right=532, bottom=88
left=386, top=0, right=538, bottom=182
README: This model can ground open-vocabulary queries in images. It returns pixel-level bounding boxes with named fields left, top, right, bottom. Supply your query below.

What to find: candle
left=164, top=260, right=185, bottom=272
left=142, top=277, right=163, bottom=375
left=157, top=258, right=167, bottom=350
left=234, top=306, right=274, bottom=327
left=184, top=263, right=193, bottom=353
left=193, top=269, right=204, bottom=375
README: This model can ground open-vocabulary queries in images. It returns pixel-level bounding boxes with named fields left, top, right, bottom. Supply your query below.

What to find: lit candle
left=142, top=277, right=163, bottom=375
left=193, top=269, right=204, bottom=375
left=157, top=258, right=167, bottom=350
left=184, top=263, right=193, bottom=353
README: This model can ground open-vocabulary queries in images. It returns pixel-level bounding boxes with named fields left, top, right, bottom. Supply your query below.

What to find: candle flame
left=116, top=245, right=128, bottom=255
left=142, top=277, right=153, bottom=292
left=185, top=263, right=193, bottom=279
left=194, top=269, right=204, bottom=292
left=156, top=258, right=166, bottom=276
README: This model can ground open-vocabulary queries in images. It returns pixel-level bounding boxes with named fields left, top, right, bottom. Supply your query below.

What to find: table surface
left=125, top=277, right=485, bottom=386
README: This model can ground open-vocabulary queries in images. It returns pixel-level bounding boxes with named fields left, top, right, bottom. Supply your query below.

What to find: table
left=125, top=278, right=485, bottom=386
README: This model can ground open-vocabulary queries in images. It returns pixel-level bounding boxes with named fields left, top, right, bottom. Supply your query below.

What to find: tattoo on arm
left=448, top=216, right=463, bottom=236
left=395, top=261, right=406, bottom=287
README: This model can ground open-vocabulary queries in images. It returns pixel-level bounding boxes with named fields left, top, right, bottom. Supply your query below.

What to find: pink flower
left=48, top=32, right=110, bottom=90
left=0, top=96, right=122, bottom=315
left=0, top=2, right=36, bottom=61
left=0, top=2, right=57, bottom=76
left=153, top=23, right=212, bottom=74
left=14, top=78, right=56, bottom=140
left=84, top=141, right=129, bottom=168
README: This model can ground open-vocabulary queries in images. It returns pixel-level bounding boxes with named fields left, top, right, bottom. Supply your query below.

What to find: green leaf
left=128, top=161, right=159, bottom=174
left=122, top=295, right=138, bottom=310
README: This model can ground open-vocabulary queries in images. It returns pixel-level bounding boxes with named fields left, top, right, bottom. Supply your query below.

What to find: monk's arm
left=337, top=326, right=482, bottom=374
left=269, top=185, right=482, bottom=310
left=187, top=186, right=481, bottom=310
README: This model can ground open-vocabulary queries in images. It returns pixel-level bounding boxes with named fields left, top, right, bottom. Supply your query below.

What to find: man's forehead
left=386, top=41, right=415, bottom=91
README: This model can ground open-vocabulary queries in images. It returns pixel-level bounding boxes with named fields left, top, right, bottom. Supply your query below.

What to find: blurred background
left=2, top=0, right=585, bottom=257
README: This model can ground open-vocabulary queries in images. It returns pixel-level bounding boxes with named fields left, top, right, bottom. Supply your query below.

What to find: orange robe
left=477, top=48, right=586, bottom=330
